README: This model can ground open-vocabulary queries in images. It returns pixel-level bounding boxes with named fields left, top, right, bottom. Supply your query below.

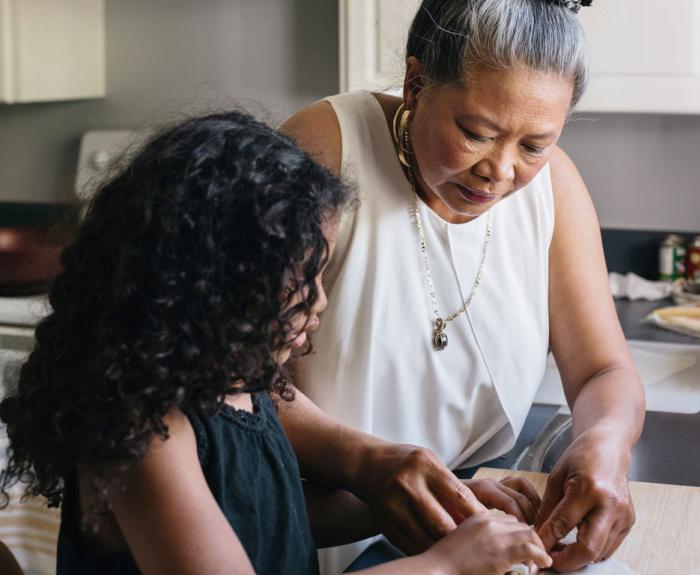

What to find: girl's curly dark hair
left=0, top=110, right=351, bottom=512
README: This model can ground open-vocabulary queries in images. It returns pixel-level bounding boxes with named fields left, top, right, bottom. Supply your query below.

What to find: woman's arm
left=278, top=388, right=487, bottom=553
left=107, top=409, right=255, bottom=575
left=281, top=100, right=342, bottom=175
left=535, top=147, right=645, bottom=571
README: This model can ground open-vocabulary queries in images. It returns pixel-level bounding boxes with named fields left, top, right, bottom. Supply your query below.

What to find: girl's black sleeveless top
left=57, top=393, right=319, bottom=575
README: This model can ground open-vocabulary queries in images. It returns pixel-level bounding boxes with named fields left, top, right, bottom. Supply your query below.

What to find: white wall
left=0, top=0, right=338, bottom=204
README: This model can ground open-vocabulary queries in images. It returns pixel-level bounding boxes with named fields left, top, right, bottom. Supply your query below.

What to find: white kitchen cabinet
left=0, top=0, right=105, bottom=104
left=578, top=0, right=700, bottom=114
left=340, top=0, right=700, bottom=114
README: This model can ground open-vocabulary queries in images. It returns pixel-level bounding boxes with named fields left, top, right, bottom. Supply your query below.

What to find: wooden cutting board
left=474, top=468, right=700, bottom=574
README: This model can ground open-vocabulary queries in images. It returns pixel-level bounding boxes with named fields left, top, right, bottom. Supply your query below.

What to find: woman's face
left=405, top=63, right=573, bottom=223
left=275, top=216, right=338, bottom=365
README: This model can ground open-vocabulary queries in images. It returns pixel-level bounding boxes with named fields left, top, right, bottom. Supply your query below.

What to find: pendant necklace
left=392, top=104, right=493, bottom=351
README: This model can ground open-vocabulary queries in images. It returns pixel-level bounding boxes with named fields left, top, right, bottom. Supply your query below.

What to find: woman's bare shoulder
left=281, top=100, right=342, bottom=175
left=371, top=92, right=401, bottom=120
left=548, top=146, right=584, bottom=193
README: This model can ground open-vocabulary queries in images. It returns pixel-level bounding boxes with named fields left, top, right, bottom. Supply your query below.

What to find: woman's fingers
left=536, top=483, right=589, bottom=552
left=406, top=484, right=460, bottom=541
left=549, top=508, right=614, bottom=571
left=534, top=465, right=566, bottom=532
left=364, top=445, right=490, bottom=553
left=425, top=461, right=487, bottom=523
left=500, top=476, right=542, bottom=513
left=497, top=484, right=537, bottom=523
left=465, top=479, right=537, bottom=523
left=600, top=521, right=631, bottom=562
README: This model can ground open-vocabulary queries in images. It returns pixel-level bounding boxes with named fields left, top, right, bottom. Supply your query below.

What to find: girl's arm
left=106, top=409, right=255, bottom=575
left=303, top=482, right=380, bottom=548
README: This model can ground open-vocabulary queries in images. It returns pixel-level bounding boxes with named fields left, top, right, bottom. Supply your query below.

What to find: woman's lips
left=455, top=183, right=497, bottom=205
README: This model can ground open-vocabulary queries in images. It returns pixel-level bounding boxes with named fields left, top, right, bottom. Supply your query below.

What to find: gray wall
left=0, top=0, right=338, bottom=204
left=1, top=0, right=698, bottom=234
left=560, top=113, right=700, bottom=232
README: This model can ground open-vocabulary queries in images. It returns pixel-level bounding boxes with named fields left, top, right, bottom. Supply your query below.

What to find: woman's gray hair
left=406, top=0, right=589, bottom=108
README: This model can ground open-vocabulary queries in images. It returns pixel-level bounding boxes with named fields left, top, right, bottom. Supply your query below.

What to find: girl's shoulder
left=74, top=405, right=255, bottom=573
left=71, top=407, right=201, bottom=555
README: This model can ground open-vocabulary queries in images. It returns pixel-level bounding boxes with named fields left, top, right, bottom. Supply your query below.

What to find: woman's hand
left=464, top=477, right=541, bottom=525
left=422, top=514, right=552, bottom=575
left=534, top=427, right=635, bottom=572
left=353, top=443, right=488, bottom=554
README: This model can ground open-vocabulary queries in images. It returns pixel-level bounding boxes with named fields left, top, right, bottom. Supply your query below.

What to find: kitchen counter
left=475, top=468, right=700, bottom=575
left=615, top=297, right=700, bottom=344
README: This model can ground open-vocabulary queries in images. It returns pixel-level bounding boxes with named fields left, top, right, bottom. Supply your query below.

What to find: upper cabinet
left=0, top=0, right=105, bottom=104
left=578, top=0, right=700, bottom=114
left=340, top=0, right=700, bottom=114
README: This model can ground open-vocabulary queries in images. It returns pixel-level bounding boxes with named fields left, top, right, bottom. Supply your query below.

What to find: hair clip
left=549, top=0, right=593, bottom=13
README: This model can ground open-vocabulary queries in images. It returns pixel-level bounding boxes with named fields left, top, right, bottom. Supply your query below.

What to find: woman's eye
left=522, top=144, right=546, bottom=157
left=461, top=128, right=490, bottom=143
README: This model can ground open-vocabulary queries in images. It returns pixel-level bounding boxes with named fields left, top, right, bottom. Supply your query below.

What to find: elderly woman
left=280, top=0, right=644, bottom=572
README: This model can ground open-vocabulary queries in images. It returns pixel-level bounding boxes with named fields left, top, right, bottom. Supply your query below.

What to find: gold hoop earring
left=391, top=103, right=412, bottom=169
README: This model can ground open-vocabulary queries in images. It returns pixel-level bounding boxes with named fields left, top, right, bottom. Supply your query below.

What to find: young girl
left=0, top=112, right=551, bottom=574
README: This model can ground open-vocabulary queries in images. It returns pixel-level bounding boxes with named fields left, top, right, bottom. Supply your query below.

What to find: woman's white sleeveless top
left=295, top=92, right=554, bottom=572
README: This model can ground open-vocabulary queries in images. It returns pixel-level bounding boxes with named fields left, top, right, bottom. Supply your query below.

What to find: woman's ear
left=403, top=56, right=426, bottom=110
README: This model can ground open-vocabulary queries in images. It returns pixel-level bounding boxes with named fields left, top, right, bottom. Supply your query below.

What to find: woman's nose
left=473, top=148, right=515, bottom=184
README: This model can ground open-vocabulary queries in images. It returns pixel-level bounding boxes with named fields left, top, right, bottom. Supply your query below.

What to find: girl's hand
left=423, top=514, right=552, bottom=575
left=534, top=428, right=635, bottom=572
left=463, top=477, right=541, bottom=524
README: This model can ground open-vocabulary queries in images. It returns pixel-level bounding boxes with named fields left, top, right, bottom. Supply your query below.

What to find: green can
left=659, top=234, right=687, bottom=281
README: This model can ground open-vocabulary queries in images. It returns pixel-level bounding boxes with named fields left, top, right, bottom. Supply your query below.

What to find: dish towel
left=609, top=272, right=673, bottom=301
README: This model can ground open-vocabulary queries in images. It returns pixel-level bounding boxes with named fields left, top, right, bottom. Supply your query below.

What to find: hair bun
left=548, top=0, right=593, bottom=13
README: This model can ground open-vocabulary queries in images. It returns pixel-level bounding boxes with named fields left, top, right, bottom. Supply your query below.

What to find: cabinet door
left=0, top=0, right=105, bottom=104
left=340, top=0, right=420, bottom=93
left=578, top=0, right=700, bottom=113
left=341, top=0, right=700, bottom=114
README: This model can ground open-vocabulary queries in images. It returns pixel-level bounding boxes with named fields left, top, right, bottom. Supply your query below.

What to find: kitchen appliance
left=0, top=130, right=137, bottom=355
left=0, top=203, right=77, bottom=296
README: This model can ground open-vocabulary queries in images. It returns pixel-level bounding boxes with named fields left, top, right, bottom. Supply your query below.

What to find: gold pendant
left=432, top=317, right=448, bottom=351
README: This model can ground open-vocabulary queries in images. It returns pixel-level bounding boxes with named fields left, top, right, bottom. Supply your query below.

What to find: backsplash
left=601, top=228, right=700, bottom=280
